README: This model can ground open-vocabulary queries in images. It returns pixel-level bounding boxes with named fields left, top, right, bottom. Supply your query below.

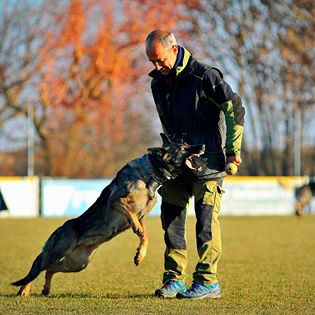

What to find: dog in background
left=295, top=178, right=315, bottom=216
left=12, top=134, right=205, bottom=296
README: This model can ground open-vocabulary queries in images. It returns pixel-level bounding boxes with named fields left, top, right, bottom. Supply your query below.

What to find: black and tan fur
left=12, top=134, right=205, bottom=296
left=295, top=180, right=315, bottom=216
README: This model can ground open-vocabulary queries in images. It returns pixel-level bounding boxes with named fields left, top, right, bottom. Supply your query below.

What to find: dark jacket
left=149, top=47, right=245, bottom=181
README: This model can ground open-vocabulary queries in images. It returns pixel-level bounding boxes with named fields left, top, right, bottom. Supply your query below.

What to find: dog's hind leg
left=42, top=271, right=53, bottom=296
left=16, top=283, right=32, bottom=296
left=13, top=253, right=43, bottom=296
left=41, top=245, right=98, bottom=296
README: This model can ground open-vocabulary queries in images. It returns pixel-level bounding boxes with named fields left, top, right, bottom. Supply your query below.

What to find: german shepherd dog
left=12, top=134, right=205, bottom=296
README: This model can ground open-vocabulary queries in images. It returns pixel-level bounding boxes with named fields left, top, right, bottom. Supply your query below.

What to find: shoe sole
left=177, top=292, right=222, bottom=300
left=155, top=292, right=177, bottom=298
left=155, top=290, right=186, bottom=299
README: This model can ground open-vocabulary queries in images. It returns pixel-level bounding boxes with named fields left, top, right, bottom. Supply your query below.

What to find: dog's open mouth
left=185, top=153, right=204, bottom=172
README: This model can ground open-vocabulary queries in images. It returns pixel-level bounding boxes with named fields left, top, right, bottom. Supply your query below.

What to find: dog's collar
left=138, top=155, right=171, bottom=185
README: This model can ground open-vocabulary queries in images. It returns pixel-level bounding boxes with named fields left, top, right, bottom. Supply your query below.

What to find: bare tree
left=188, top=0, right=315, bottom=175
left=0, top=1, right=43, bottom=130
left=0, top=0, right=200, bottom=177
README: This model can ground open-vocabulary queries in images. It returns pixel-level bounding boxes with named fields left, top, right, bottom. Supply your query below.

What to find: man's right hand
left=226, top=155, right=242, bottom=166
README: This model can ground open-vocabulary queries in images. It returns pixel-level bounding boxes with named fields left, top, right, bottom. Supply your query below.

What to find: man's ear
left=160, top=133, right=171, bottom=146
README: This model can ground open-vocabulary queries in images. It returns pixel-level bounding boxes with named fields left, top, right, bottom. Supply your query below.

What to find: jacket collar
left=148, top=47, right=193, bottom=80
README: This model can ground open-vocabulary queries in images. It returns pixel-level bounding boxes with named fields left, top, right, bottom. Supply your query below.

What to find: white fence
left=0, top=177, right=39, bottom=217
left=0, top=176, right=311, bottom=217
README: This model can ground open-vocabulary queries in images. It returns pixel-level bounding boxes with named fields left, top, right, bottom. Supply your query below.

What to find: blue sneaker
left=176, top=282, right=221, bottom=299
left=155, top=280, right=187, bottom=298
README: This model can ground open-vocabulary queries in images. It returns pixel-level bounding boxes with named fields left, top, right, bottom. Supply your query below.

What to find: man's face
left=146, top=41, right=178, bottom=76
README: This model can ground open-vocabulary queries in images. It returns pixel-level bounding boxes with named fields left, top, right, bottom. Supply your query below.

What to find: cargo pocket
left=202, top=182, right=225, bottom=214
left=214, top=184, right=225, bottom=214
left=202, top=182, right=217, bottom=207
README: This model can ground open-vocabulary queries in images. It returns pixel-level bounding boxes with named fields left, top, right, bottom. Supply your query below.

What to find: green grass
left=0, top=216, right=315, bottom=314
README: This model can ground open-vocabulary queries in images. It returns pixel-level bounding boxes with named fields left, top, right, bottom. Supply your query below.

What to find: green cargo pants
left=159, top=179, right=223, bottom=285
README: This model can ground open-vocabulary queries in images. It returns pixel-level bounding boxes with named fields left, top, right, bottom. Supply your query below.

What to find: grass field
left=0, top=216, right=315, bottom=314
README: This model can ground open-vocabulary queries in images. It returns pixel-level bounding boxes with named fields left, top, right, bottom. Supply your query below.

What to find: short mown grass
left=0, top=215, right=314, bottom=314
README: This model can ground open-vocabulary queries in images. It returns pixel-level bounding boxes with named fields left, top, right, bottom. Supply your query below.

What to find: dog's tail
left=11, top=253, right=43, bottom=287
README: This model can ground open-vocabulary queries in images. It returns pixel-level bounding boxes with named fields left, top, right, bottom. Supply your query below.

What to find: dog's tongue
left=185, top=158, right=194, bottom=170
left=185, top=157, right=202, bottom=172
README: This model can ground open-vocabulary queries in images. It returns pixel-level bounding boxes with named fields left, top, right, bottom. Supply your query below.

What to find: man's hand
left=225, top=156, right=241, bottom=175
left=226, top=156, right=242, bottom=166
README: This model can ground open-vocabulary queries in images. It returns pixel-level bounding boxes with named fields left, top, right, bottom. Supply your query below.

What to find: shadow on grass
left=49, top=292, right=155, bottom=299
left=0, top=292, right=155, bottom=299
left=0, top=293, right=19, bottom=298
left=0, top=293, right=51, bottom=298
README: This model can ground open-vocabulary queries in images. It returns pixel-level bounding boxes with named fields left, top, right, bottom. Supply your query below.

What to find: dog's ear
left=160, top=133, right=171, bottom=146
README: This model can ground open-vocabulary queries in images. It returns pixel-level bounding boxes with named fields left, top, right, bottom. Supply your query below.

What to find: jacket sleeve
left=202, top=68, right=245, bottom=157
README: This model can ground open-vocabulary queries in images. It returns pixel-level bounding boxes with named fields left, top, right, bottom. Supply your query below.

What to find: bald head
left=145, top=30, right=178, bottom=75
left=145, top=30, right=177, bottom=49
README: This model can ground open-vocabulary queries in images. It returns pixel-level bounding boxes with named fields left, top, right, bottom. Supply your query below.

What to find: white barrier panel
left=40, top=176, right=306, bottom=217
left=41, top=179, right=111, bottom=217
left=0, top=177, right=39, bottom=217
left=41, top=178, right=193, bottom=217
left=0, top=176, right=307, bottom=218
left=221, top=177, right=297, bottom=215
left=154, top=177, right=304, bottom=216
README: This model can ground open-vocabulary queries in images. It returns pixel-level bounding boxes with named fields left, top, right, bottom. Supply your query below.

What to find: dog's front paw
left=134, top=247, right=146, bottom=266
left=134, top=252, right=142, bottom=266
left=134, top=254, right=141, bottom=266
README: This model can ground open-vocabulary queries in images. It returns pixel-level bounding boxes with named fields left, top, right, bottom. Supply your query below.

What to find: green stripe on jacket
left=220, top=100, right=243, bottom=156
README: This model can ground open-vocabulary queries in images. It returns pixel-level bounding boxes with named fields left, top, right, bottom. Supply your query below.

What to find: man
left=145, top=30, right=245, bottom=299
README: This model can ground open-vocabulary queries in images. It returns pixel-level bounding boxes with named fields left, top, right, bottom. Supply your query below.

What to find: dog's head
left=147, top=134, right=205, bottom=180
